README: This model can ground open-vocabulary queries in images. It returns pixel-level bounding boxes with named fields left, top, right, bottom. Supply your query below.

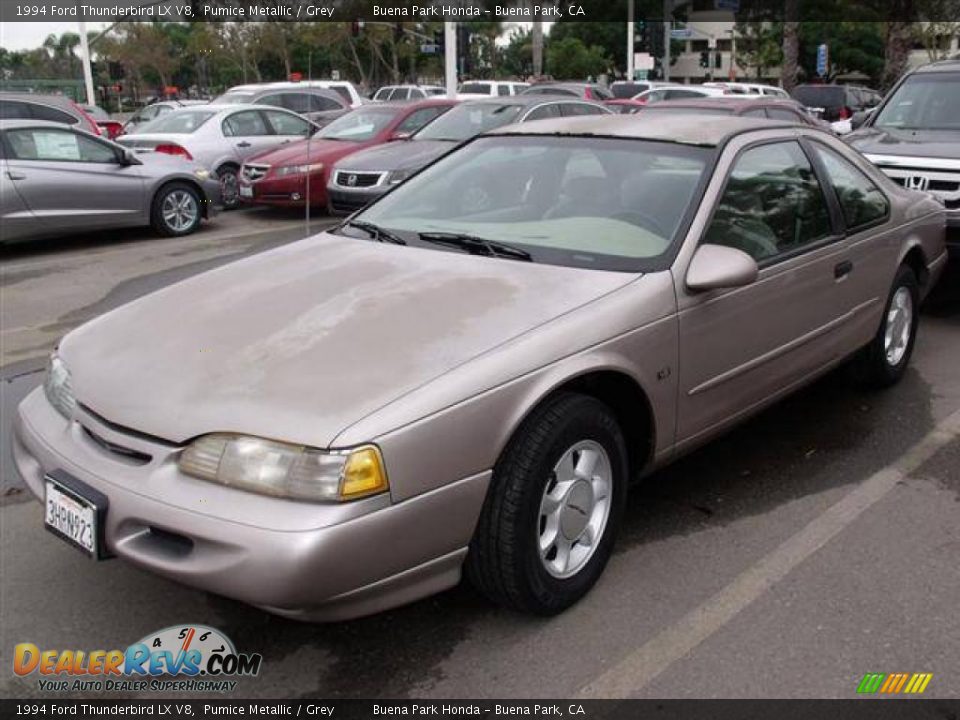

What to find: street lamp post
left=78, top=19, right=96, bottom=106
left=445, top=22, right=457, bottom=97
left=627, top=0, right=635, bottom=80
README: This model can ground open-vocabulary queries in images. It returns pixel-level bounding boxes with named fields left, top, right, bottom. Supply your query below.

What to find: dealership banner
left=2, top=700, right=960, bottom=718
left=2, top=0, right=960, bottom=23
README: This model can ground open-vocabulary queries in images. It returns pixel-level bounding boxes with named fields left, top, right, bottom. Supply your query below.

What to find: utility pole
left=445, top=22, right=457, bottom=97
left=627, top=0, right=635, bottom=79
left=662, top=0, right=670, bottom=82
left=78, top=19, right=96, bottom=106
left=532, top=19, right=543, bottom=78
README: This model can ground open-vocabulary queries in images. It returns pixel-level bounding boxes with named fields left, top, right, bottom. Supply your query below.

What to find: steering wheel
left=611, top=211, right=669, bottom=238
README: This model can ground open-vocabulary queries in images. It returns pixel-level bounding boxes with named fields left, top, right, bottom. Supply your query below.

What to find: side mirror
left=686, top=244, right=759, bottom=292
left=389, top=131, right=412, bottom=141
left=850, top=110, right=868, bottom=130
left=119, top=148, right=142, bottom=166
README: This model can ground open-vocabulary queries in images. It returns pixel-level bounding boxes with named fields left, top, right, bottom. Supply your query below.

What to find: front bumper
left=239, top=172, right=328, bottom=208
left=13, top=388, right=489, bottom=621
left=947, top=213, right=960, bottom=259
left=327, top=186, right=388, bottom=216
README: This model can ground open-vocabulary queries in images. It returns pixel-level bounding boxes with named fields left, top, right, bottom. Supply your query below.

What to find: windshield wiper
left=341, top=219, right=407, bottom=245
left=419, top=232, right=532, bottom=261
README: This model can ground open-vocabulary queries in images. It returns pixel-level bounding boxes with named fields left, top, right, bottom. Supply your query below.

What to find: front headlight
left=178, top=434, right=388, bottom=502
left=43, top=352, right=76, bottom=419
left=275, top=162, right=324, bottom=177
left=387, top=168, right=413, bottom=185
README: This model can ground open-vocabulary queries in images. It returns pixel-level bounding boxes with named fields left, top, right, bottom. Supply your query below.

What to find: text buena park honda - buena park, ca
left=374, top=5, right=585, bottom=17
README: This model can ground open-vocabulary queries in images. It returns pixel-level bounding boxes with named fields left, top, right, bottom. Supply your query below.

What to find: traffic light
left=699, top=51, right=710, bottom=68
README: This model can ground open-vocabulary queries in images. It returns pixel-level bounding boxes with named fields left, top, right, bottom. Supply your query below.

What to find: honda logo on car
left=12, top=625, right=262, bottom=693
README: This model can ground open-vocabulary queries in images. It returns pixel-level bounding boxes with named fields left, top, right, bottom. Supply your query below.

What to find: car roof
left=0, top=92, right=78, bottom=108
left=645, top=97, right=800, bottom=110
left=484, top=114, right=801, bottom=146
left=912, top=58, right=960, bottom=74
left=0, top=118, right=76, bottom=130
left=461, top=94, right=593, bottom=108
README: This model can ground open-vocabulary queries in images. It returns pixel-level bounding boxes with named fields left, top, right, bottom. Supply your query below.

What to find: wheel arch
left=151, top=178, right=209, bottom=219
left=898, top=239, right=929, bottom=292
left=500, top=367, right=658, bottom=483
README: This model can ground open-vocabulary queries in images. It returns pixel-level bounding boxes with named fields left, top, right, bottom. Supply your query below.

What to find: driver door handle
left=6, top=171, right=26, bottom=180
left=236, top=141, right=252, bottom=148
left=834, top=260, right=854, bottom=280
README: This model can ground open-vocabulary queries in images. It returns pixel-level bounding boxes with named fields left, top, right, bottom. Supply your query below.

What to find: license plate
left=44, top=475, right=102, bottom=557
left=239, top=185, right=253, bottom=198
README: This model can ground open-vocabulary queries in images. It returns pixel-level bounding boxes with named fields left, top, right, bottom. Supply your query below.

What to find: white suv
left=458, top=81, right=530, bottom=99
left=221, top=80, right=366, bottom=108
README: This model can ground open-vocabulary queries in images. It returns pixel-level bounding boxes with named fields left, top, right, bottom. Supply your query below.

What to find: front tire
left=151, top=182, right=202, bottom=237
left=217, top=164, right=240, bottom=210
left=466, top=393, right=628, bottom=615
left=854, top=264, right=919, bottom=387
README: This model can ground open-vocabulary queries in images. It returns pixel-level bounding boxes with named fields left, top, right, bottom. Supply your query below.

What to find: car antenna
left=305, top=51, right=313, bottom=236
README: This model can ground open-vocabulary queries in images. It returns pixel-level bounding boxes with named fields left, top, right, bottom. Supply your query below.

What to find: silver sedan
left=117, top=104, right=319, bottom=209
left=0, top=119, right=220, bottom=244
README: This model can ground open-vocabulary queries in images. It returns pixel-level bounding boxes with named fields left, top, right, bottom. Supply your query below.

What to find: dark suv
left=846, top=59, right=960, bottom=258
left=792, top=84, right=877, bottom=122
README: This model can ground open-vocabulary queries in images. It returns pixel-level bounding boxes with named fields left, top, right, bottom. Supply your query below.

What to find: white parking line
left=577, top=408, right=960, bottom=699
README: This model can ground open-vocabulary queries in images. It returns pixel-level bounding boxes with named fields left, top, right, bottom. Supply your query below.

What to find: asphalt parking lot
left=1, top=213, right=958, bottom=700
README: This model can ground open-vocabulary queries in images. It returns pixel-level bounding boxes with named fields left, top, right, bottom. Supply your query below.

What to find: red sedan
left=238, top=99, right=457, bottom=208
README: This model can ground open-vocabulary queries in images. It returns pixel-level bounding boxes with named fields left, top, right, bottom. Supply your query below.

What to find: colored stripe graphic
left=857, top=672, right=932, bottom=694
left=857, top=673, right=885, bottom=693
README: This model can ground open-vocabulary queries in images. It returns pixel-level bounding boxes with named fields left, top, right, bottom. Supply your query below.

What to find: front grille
left=82, top=425, right=152, bottom=465
left=329, top=191, right=374, bottom=214
left=242, top=163, right=270, bottom=182
left=335, top=170, right=384, bottom=188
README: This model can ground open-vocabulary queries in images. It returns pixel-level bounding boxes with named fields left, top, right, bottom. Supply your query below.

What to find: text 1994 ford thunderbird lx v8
left=14, top=116, right=947, bottom=620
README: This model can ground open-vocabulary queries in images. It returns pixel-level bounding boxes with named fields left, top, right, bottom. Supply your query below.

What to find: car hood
left=60, top=233, right=634, bottom=448
left=249, top=137, right=363, bottom=165
left=332, top=139, right=455, bottom=172
left=846, top=126, right=960, bottom=159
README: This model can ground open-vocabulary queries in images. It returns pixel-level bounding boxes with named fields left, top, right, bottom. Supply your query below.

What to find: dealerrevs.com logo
left=13, top=625, right=262, bottom=693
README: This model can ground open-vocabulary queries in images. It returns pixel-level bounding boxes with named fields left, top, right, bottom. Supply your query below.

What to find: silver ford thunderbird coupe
left=14, top=115, right=947, bottom=620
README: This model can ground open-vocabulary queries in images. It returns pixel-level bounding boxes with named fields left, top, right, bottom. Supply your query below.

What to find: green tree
left=550, top=21, right=625, bottom=74
left=546, top=37, right=610, bottom=80
left=734, top=22, right=783, bottom=80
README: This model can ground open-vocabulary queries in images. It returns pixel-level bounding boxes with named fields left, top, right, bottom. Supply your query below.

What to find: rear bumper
left=13, top=388, right=489, bottom=621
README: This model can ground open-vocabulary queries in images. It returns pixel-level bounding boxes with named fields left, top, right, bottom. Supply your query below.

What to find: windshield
left=136, top=110, right=215, bottom=134
left=459, top=82, right=492, bottom=94
left=415, top=103, right=524, bottom=142
left=350, top=135, right=712, bottom=272
left=212, top=92, right=255, bottom=104
left=873, top=72, right=960, bottom=131
left=319, top=107, right=396, bottom=140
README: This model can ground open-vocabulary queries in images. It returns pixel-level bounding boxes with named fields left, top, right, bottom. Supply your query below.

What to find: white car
left=457, top=80, right=530, bottom=99
left=117, top=104, right=319, bottom=209
left=373, top=85, right=446, bottom=101
left=220, top=80, right=367, bottom=108
left=632, top=85, right=727, bottom=103
left=704, top=82, right=789, bottom=98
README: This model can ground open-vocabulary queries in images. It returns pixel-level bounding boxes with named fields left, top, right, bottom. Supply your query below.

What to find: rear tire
left=854, top=264, right=919, bottom=387
left=466, top=393, right=628, bottom=615
left=217, top=164, right=240, bottom=210
left=151, top=182, right=202, bottom=237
